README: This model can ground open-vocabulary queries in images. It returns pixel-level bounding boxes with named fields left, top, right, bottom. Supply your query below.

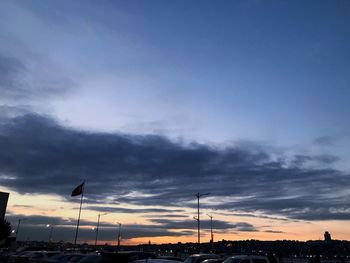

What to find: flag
left=71, top=182, right=84, bottom=197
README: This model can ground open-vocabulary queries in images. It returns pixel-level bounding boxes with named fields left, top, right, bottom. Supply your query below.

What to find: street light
left=195, top=192, right=210, bottom=246
left=16, top=218, right=28, bottom=241
left=46, top=224, right=54, bottom=243
left=207, top=214, right=214, bottom=243
left=94, top=213, right=108, bottom=247
left=116, top=222, right=122, bottom=249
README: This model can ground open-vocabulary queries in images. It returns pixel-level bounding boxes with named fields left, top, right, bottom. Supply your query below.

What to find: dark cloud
left=85, top=206, right=185, bottom=214
left=143, top=214, right=189, bottom=219
left=264, top=230, right=285, bottom=234
left=0, top=114, right=350, bottom=222
left=5, top=214, right=196, bottom=242
left=233, top=222, right=257, bottom=232
left=149, top=218, right=249, bottom=231
left=11, top=223, right=192, bottom=243
left=230, top=213, right=292, bottom=222
left=291, top=154, right=339, bottom=166
left=5, top=214, right=76, bottom=227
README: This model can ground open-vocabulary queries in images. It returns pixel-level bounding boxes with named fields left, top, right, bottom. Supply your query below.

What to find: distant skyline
left=0, top=0, right=350, bottom=244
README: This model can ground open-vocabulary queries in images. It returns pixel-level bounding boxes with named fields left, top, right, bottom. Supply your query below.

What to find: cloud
left=264, top=230, right=285, bottom=234
left=4, top=214, right=195, bottom=241
left=0, top=53, right=73, bottom=103
left=291, top=154, right=339, bottom=166
left=85, top=206, right=185, bottom=214
left=0, top=113, right=349, bottom=222
left=11, top=204, right=34, bottom=208
left=149, top=218, right=255, bottom=231
left=313, top=136, right=335, bottom=146
left=143, top=214, right=189, bottom=219
left=0, top=55, right=25, bottom=99
left=230, top=213, right=292, bottom=222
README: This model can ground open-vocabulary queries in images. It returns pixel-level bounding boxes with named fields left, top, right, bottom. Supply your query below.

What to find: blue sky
left=1, top=0, right=350, bottom=243
left=1, top=0, right=349, bottom=147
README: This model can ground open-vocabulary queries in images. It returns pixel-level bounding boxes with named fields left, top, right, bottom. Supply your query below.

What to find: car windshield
left=78, top=255, right=99, bottom=263
left=70, top=255, right=85, bottom=263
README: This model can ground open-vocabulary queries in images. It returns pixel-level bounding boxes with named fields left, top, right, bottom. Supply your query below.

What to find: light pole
left=46, top=224, right=54, bottom=243
left=207, top=214, right=214, bottom=252
left=94, top=213, right=108, bottom=247
left=195, top=192, right=210, bottom=245
left=16, top=218, right=27, bottom=241
left=207, top=214, right=213, bottom=243
left=116, top=222, right=122, bottom=249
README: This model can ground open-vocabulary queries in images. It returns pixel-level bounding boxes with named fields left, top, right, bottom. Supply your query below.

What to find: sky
left=0, top=0, right=350, bottom=245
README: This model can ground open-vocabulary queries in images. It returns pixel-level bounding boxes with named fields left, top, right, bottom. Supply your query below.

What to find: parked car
left=202, top=259, right=224, bottom=263
left=43, top=253, right=85, bottom=263
left=134, top=259, right=182, bottom=263
left=223, top=255, right=270, bottom=263
left=8, top=251, right=38, bottom=263
left=8, top=251, right=58, bottom=263
left=76, top=251, right=158, bottom=263
left=28, top=251, right=61, bottom=263
left=183, top=254, right=220, bottom=263
left=158, top=256, right=183, bottom=262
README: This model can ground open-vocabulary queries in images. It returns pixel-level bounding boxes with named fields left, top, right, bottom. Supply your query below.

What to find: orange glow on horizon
left=3, top=188, right=350, bottom=244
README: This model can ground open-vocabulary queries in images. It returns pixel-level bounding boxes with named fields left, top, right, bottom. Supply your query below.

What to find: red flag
left=71, top=182, right=84, bottom=197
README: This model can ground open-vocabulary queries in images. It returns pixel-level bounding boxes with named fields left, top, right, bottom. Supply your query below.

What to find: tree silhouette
left=0, top=219, right=12, bottom=240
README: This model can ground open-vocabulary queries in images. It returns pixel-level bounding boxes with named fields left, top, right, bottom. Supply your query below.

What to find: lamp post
left=16, top=218, right=27, bottom=241
left=116, top=222, right=122, bottom=250
left=195, top=192, right=210, bottom=246
left=94, top=213, right=108, bottom=247
left=46, top=224, right=54, bottom=243
left=207, top=214, right=213, bottom=243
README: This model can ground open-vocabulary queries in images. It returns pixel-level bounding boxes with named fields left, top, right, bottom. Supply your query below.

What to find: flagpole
left=73, top=183, right=84, bottom=251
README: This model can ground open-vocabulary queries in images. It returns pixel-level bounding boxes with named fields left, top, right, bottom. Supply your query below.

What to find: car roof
left=190, top=254, right=219, bottom=258
left=229, top=256, right=268, bottom=260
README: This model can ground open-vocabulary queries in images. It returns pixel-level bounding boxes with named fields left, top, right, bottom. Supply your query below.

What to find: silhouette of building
left=324, top=231, right=331, bottom=242
left=0, top=192, right=9, bottom=220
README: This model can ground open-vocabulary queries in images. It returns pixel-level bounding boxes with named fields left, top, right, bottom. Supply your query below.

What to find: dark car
left=183, top=254, right=220, bottom=263
left=202, top=259, right=224, bottom=263
left=77, top=251, right=157, bottom=263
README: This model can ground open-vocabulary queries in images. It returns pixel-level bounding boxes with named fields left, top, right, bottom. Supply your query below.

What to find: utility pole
left=195, top=192, right=210, bottom=246
left=94, top=213, right=108, bottom=247
left=117, top=222, right=122, bottom=250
